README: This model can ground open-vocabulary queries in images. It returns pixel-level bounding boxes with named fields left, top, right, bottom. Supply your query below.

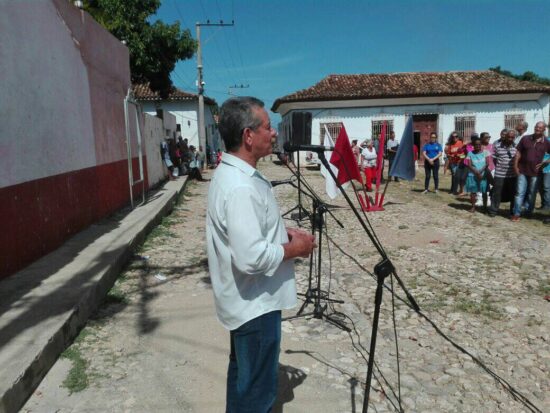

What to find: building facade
left=272, top=71, right=550, bottom=156
left=133, top=84, right=221, bottom=152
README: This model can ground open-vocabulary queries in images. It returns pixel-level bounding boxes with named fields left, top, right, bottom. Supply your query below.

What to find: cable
left=390, top=274, right=403, bottom=412
left=322, top=217, right=403, bottom=412
left=323, top=231, right=543, bottom=413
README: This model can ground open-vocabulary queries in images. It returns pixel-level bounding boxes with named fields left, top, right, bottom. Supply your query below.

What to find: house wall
left=143, top=114, right=166, bottom=187
left=0, top=0, right=142, bottom=279
left=284, top=98, right=549, bottom=150
left=140, top=101, right=221, bottom=152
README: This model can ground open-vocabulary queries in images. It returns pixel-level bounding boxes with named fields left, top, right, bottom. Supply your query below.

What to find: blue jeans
left=542, top=173, right=550, bottom=209
left=513, top=174, right=539, bottom=217
left=450, top=163, right=462, bottom=194
left=424, top=159, right=440, bottom=190
left=226, top=311, right=281, bottom=413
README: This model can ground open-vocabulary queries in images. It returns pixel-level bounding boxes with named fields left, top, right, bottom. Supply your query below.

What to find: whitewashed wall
left=142, top=114, right=170, bottom=187
left=141, top=101, right=220, bottom=151
left=295, top=98, right=550, bottom=147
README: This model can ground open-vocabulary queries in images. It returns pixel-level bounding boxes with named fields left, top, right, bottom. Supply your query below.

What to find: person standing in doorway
left=422, top=132, right=442, bottom=193
left=206, top=96, right=316, bottom=412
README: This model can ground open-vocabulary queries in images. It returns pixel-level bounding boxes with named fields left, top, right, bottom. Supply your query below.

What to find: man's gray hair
left=516, top=121, right=528, bottom=130
left=219, top=97, right=265, bottom=152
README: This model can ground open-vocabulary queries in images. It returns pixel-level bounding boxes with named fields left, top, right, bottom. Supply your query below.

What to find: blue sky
left=156, top=0, right=550, bottom=124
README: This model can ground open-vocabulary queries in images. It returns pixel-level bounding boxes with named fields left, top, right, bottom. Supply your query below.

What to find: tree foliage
left=489, top=66, right=550, bottom=86
left=84, top=0, right=196, bottom=97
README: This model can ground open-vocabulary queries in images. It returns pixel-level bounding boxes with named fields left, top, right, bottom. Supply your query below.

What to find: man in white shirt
left=387, top=131, right=399, bottom=182
left=206, top=97, right=316, bottom=412
left=515, top=121, right=529, bottom=145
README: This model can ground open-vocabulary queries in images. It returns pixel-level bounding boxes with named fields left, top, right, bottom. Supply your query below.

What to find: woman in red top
left=445, top=132, right=465, bottom=195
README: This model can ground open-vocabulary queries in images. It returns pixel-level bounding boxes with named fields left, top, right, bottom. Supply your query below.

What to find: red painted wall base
left=0, top=157, right=148, bottom=280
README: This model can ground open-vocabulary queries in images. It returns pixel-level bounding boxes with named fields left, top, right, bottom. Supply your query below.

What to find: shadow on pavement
left=273, top=363, right=308, bottom=413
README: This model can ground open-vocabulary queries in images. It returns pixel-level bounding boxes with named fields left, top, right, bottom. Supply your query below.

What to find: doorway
left=413, top=114, right=438, bottom=164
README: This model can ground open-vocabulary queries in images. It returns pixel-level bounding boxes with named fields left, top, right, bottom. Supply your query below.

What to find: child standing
left=465, top=140, right=489, bottom=212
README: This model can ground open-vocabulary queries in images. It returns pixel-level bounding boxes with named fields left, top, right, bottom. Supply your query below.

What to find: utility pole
left=196, top=20, right=234, bottom=151
left=228, top=84, right=250, bottom=96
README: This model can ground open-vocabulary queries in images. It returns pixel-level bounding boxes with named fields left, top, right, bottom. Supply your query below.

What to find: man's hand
left=283, top=228, right=316, bottom=259
left=535, top=161, right=549, bottom=171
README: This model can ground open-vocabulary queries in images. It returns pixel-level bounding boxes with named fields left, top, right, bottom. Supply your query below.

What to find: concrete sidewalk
left=0, top=177, right=188, bottom=413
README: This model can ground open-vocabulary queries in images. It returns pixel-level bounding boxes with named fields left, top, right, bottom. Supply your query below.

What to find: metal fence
left=504, top=113, right=526, bottom=131
left=454, top=115, right=476, bottom=141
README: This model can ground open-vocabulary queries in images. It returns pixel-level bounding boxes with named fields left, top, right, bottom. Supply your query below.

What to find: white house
left=133, top=83, right=221, bottom=152
left=272, top=70, right=550, bottom=157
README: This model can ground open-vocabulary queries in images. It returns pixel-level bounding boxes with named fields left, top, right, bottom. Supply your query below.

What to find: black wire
left=284, top=147, right=542, bottom=413
left=327, top=146, right=386, bottom=255
left=390, top=275, right=403, bottom=412
left=323, top=217, right=402, bottom=412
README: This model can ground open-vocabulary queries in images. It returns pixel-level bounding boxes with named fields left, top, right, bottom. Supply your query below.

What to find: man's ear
left=243, top=127, right=253, bottom=147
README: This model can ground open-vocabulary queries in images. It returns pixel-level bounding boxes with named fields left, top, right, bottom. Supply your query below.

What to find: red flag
left=329, top=126, right=362, bottom=185
left=375, top=122, right=386, bottom=188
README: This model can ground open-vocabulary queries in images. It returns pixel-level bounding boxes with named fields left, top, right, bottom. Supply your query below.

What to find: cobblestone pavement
left=24, top=161, right=549, bottom=413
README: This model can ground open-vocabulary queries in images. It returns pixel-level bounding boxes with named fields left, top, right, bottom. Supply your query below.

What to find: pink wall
left=0, top=0, right=147, bottom=279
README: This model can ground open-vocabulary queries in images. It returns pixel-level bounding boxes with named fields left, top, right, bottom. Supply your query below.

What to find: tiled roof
left=271, top=70, right=550, bottom=111
left=132, top=83, right=216, bottom=106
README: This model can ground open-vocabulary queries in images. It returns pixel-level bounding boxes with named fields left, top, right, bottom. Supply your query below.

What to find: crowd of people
left=442, top=121, right=550, bottom=220
left=160, top=137, right=224, bottom=181
left=351, top=121, right=550, bottom=222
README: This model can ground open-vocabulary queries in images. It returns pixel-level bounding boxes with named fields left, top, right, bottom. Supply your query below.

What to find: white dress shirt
left=361, top=147, right=377, bottom=168
left=206, top=152, right=297, bottom=330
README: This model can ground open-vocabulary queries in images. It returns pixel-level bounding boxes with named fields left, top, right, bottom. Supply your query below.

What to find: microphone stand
left=283, top=187, right=349, bottom=331
left=316, top=152, right=419, bottom=413
left=282, top=151, right=310, bottom=221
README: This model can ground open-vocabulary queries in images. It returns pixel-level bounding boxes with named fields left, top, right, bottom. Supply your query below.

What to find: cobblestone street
left=24, top=161, right=549, bottom=413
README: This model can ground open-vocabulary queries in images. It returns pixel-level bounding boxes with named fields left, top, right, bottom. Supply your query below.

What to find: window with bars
left=504, top=114, right=525, bottom=131
left=320, top=122, right=343, bottom=145
left=454, top=116, right=476, bottom=142
left=371, top=120, right=394, bottom=141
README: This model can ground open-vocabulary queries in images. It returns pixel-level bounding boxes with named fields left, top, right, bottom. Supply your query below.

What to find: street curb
left=0, top=177, right=189, bottom=413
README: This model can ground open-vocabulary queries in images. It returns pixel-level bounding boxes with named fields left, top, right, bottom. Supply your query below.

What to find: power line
left=230, top=0, right=249, bottom=85
left=172, top=0, right=191, bottom=30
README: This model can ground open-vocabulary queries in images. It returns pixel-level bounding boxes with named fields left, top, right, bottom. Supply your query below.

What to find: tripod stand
left=282, top=150, right=309, bottom=221
left=316, top=151, right=419, bottom=413
left=285, top=197, right=349, bottom=331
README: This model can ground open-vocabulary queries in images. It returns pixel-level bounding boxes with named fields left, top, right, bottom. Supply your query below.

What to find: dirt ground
left=24, top=160, right=549, bottom=413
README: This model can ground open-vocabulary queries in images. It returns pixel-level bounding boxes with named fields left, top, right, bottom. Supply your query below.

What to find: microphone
left=283, top=142, right=334, bottom=153
left=270, top=178, right=294, bottom=187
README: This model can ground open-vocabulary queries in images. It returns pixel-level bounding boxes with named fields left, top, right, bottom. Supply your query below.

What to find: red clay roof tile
left=272, top=70, right=550, bottom=112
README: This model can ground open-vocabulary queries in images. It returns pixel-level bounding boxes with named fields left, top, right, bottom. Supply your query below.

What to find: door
left=413, top=114, right=438, bottom=164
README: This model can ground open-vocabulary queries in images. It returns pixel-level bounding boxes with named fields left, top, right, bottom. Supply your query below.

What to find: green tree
left=489, top=66, right=550, bottom=86
left=84, top=0, right=196, bottom=97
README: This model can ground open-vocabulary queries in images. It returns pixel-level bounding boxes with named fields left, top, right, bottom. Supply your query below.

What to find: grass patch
left=141, top=215, right=177, bottom=250
left=105, top=283, right=129, bottom=305
left=453, top=292, right=503, bottom=320
left=61, top=328, right=94, bottom=393
left=424, top=294, right=447, bottom=310
left=61, top=347, right=88, bottom=393
left=538, top=282, right=550, bottom=296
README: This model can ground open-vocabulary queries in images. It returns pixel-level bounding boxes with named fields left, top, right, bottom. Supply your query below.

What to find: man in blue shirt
left=422, top=133, right=443, bottom=193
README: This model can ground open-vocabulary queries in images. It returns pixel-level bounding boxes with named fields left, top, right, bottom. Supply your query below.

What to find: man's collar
left=221, top=152, right=257, bottom=177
